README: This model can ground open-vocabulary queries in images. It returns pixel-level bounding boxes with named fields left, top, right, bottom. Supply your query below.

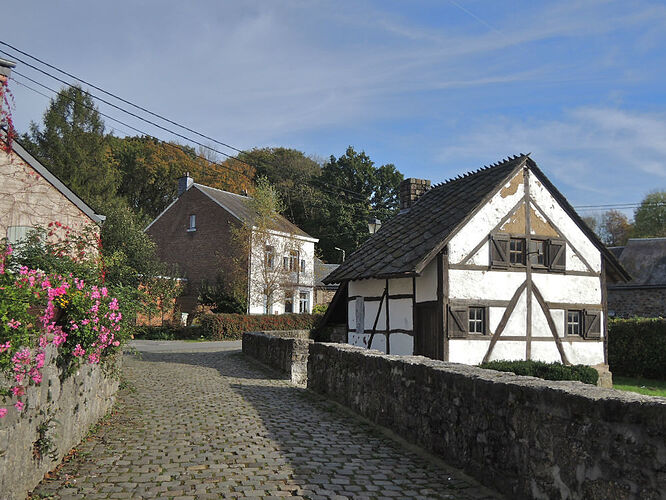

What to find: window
left=530, top=240, right=546, bottom=267
left=187, top=214, right=196, bottom=232
left=509, top=238, right=525, bottom=265
left=285, top=297, right=293, bottom=313
left=7, top=226, right=33, bottom=246
left=299, top=291, right=309, bottom=313
left=300, top=259, right=306, bottom=273
left=468, top=307, right=485, bottom=334
left=284, top=250, right=298, bottom=271
left=265, top=245, right=275, bottom=269
left=567, top=310, right=582, bottom=336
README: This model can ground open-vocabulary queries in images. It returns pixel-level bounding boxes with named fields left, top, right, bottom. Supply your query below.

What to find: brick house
left=608, top=238, right=666, bottom=318
left=146, top=174, right=318, bottom=316
left=323, top=155, right=629, bottom=373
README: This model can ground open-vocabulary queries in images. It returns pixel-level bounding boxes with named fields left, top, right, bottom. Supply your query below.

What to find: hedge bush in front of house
left=608, top=318, right=666, bottom=380
left=199, top=313, right=323, bottom=340
left=479, top=360, right=599, bottom=385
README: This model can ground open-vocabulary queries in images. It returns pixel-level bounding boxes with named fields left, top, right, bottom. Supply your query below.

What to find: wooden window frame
left=565, top=309, right=601, bottom=339
left=509, top=237, right=526, bottom=266
left=448, top=305, right=489, bottom=338
left=468, top=306, right=486, bottom=334
left=529, top=239, right=547, bottom=268
left=284, top=250, right=298, bottom=271
left=566, top=310, right=582, bottom=337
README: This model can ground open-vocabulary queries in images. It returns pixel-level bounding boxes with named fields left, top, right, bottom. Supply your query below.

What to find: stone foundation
left=0, top=345, right=120, bottom=500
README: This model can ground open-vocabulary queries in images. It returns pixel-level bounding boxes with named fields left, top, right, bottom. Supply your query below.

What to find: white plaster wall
left=487, top=341, right=526, bottom=362
left=349, top=278, right=385, bottom=297
left=529, top=176, right=601, bottom=272
left=489, top=307, right=505, bottom=333
left=415, top=259, right=437, bottom=302
left=367, top=333, right=387, bottom=352
left=501, top=290, right=527, bottom=337
left=562, top=341, right=604, bottom=365
left=531, top=342, right=563, bottom=363
left=550, top=309, right=565, bottom=337
left=449, top=340, right=490, bottom=365
left=389, top=333, right=414, bottom=355
left=388, top=298, right=413, bottom=330
left=363, top=300, right=387, bottom=331
left=532, top=274, right=601, bottom=304
left=449, top=171, right=525, bottom=264
left=531, top=297, right=552, bottom=337
left=449, top=269, right=526, bottom=301
left=468, top=241, right=490, bottom=266
left=389, top=277, right=412, bottom=295
left=566, top=245, right=590, bottom=272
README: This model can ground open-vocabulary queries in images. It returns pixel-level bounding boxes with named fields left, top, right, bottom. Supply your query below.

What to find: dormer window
left=188, top=214, right=196, bottom=232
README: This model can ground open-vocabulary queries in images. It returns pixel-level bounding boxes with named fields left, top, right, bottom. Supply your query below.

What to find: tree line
left=17, top=86, right=404, bottom=285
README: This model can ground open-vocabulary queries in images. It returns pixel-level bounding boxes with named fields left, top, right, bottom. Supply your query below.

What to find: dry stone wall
left=608, top=287, right=666, bottom=318
left=306, top=343, right=665, bottom=500
left=242, top=332, right=312, bottom=386
left=0, top=345, right=119, bottom=500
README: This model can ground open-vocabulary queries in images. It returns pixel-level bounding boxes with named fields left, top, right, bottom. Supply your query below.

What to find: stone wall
left=306, top=343, right=665, bottom=500
left=242, top=332, right=312, bottom=386
left=0, top=345, right=120, bottom=500
left=608, top=286, right=666, bottom=318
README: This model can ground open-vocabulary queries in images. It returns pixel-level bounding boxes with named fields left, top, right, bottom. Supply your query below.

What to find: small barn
left=323, top=155, right=629, bottom=369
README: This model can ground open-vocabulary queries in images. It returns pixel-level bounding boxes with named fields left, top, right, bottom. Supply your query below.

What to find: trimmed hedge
left=608, top=318, right=666, bottom=380
left=199, top=313, right=323, bottom=340
left=479, top=360, right=599, bottom=385
left=133, top=325, right=205, bottom=340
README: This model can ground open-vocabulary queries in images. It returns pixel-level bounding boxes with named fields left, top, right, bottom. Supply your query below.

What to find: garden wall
left=241, top=333, right=666, bottom=500
left=242, top=332, right=311, bottom=386
left=0, top=345, right=120, bottom=500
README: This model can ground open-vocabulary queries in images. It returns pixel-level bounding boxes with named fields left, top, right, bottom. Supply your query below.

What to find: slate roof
left=2, top=131, right=104, bottom=224
left=610, top=238, right=666, bottom=287
left=194, top=184, right=315, bottom=240
left=314, top=258, right=339, bottom=288
left=324, top=154, right=629, bottom=283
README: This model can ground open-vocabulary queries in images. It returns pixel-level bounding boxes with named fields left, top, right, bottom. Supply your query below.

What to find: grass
left=613, top=376, right=666, bottom=397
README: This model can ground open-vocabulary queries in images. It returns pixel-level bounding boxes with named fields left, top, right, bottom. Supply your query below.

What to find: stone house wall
left=0, top=345, right=120, bottom=500
left=0, top=147, right=99, bottom=243
left=608, top=287, right=666, bottom=318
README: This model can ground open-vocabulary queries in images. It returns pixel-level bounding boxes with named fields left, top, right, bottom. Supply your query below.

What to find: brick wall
left=0, top=148, right=98, bottom=242
left=608, top=287, right=666, bottom=318
left=147, top=188, right=245, bottom=312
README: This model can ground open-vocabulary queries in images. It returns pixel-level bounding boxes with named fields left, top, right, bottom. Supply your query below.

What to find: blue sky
left=2, top=0, right=666, bottom=217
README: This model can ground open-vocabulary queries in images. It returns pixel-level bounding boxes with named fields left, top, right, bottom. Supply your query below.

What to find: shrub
left=312, top=303, right=328, bottom=315
left=133, top=325, right=205, bottom=341
left=479, top=360, right=599, bottom=385
left=608, top=318, right=666, bottom=380
left=199, top=313, right=323, bottom=340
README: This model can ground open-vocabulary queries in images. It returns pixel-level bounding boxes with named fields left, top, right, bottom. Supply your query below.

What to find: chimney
left=0, top=58, right=16, bottom=127
left=399, top=178, right=431, bottom=211
left=177, top=172, right=193, bottom=196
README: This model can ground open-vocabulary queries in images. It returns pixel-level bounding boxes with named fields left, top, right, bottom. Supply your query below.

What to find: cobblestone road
left=31, top=343, right=502, bottom=500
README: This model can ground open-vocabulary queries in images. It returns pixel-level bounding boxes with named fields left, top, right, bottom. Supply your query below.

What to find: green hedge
left=199, top=313, right=323, bottom=340
left=479, top=360, right=599, bottom=385
left=608, top=318, right=666, bottom=380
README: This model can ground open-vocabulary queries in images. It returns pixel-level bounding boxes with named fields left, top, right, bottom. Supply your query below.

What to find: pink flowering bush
left=0, top=242, right=128, bottom=418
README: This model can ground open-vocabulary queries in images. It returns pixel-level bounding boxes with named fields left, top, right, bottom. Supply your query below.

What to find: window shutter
left=528, top=240, right=543, bottom=266
left=548, top=239, right=566, bottom=272
left=584, top=310, right=601, bottom=339
left=490, top=234, right=510, bottom=268
left=447, top=306, right=468, bottom=338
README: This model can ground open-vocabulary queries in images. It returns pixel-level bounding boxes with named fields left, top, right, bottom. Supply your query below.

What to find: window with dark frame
left=284, top=250, right=298, bottom=271
left=509, top=238, right=525, bottom=265
left=567, top=310, right=582, bottom=336
left=300, top=259, right=306, bottom=273
left=265, top=245, right=275, bottom=269
left=532, top=239, right=546, bottom=266
left=468, top=307, right=485, bottom=334
left=285, top=297, right=293, bottom=313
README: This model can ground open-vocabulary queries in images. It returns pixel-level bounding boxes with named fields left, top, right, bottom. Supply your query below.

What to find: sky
left=2, top=0, right=666, bottom=218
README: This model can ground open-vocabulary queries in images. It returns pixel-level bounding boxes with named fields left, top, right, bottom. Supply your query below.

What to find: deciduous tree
left=633, top=191, right=666, bottom=238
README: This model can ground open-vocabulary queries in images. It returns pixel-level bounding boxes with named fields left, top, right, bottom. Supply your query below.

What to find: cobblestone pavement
left=31, top=343, right=503, bottom=500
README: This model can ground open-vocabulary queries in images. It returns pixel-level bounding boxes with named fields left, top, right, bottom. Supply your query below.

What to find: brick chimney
left=399, top=178, right=431, bottom=211
left=0, top=58, right=16, bottom=127
left=177, top=172, right=193, bottom=196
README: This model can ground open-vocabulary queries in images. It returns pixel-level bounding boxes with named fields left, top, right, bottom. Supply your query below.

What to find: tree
left=316, top=146, right=403, bottom=262
left=599, top=210, right=633, bottom=247
left=22, top=86, right=117, bottom=211
left=633, top=191, right=666, bottom=238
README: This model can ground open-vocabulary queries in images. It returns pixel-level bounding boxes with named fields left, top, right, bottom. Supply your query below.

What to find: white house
left=323, top=155, right=629, bottom=369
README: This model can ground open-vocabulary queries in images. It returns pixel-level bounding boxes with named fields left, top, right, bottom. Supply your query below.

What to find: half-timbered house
left=323, top=155, right=629, bottom=370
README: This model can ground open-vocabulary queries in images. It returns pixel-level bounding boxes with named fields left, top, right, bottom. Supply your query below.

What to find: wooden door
left=414, top=301, right=442, bottom=360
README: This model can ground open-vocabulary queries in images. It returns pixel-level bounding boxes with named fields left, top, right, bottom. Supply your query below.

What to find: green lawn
left=613, top=376, right=666, bottom=397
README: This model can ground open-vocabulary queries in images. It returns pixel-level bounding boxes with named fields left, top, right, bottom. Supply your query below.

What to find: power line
left=0, top=42, right=370, bottom=201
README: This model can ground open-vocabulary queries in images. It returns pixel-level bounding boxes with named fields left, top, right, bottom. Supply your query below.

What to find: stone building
left=323, top=155, right=629, bottom=369
left=314, top=258, right=339, bottom=307
left=608, top=238, right=666, bottom=318
left=146, top=174, right=318, bottom=315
